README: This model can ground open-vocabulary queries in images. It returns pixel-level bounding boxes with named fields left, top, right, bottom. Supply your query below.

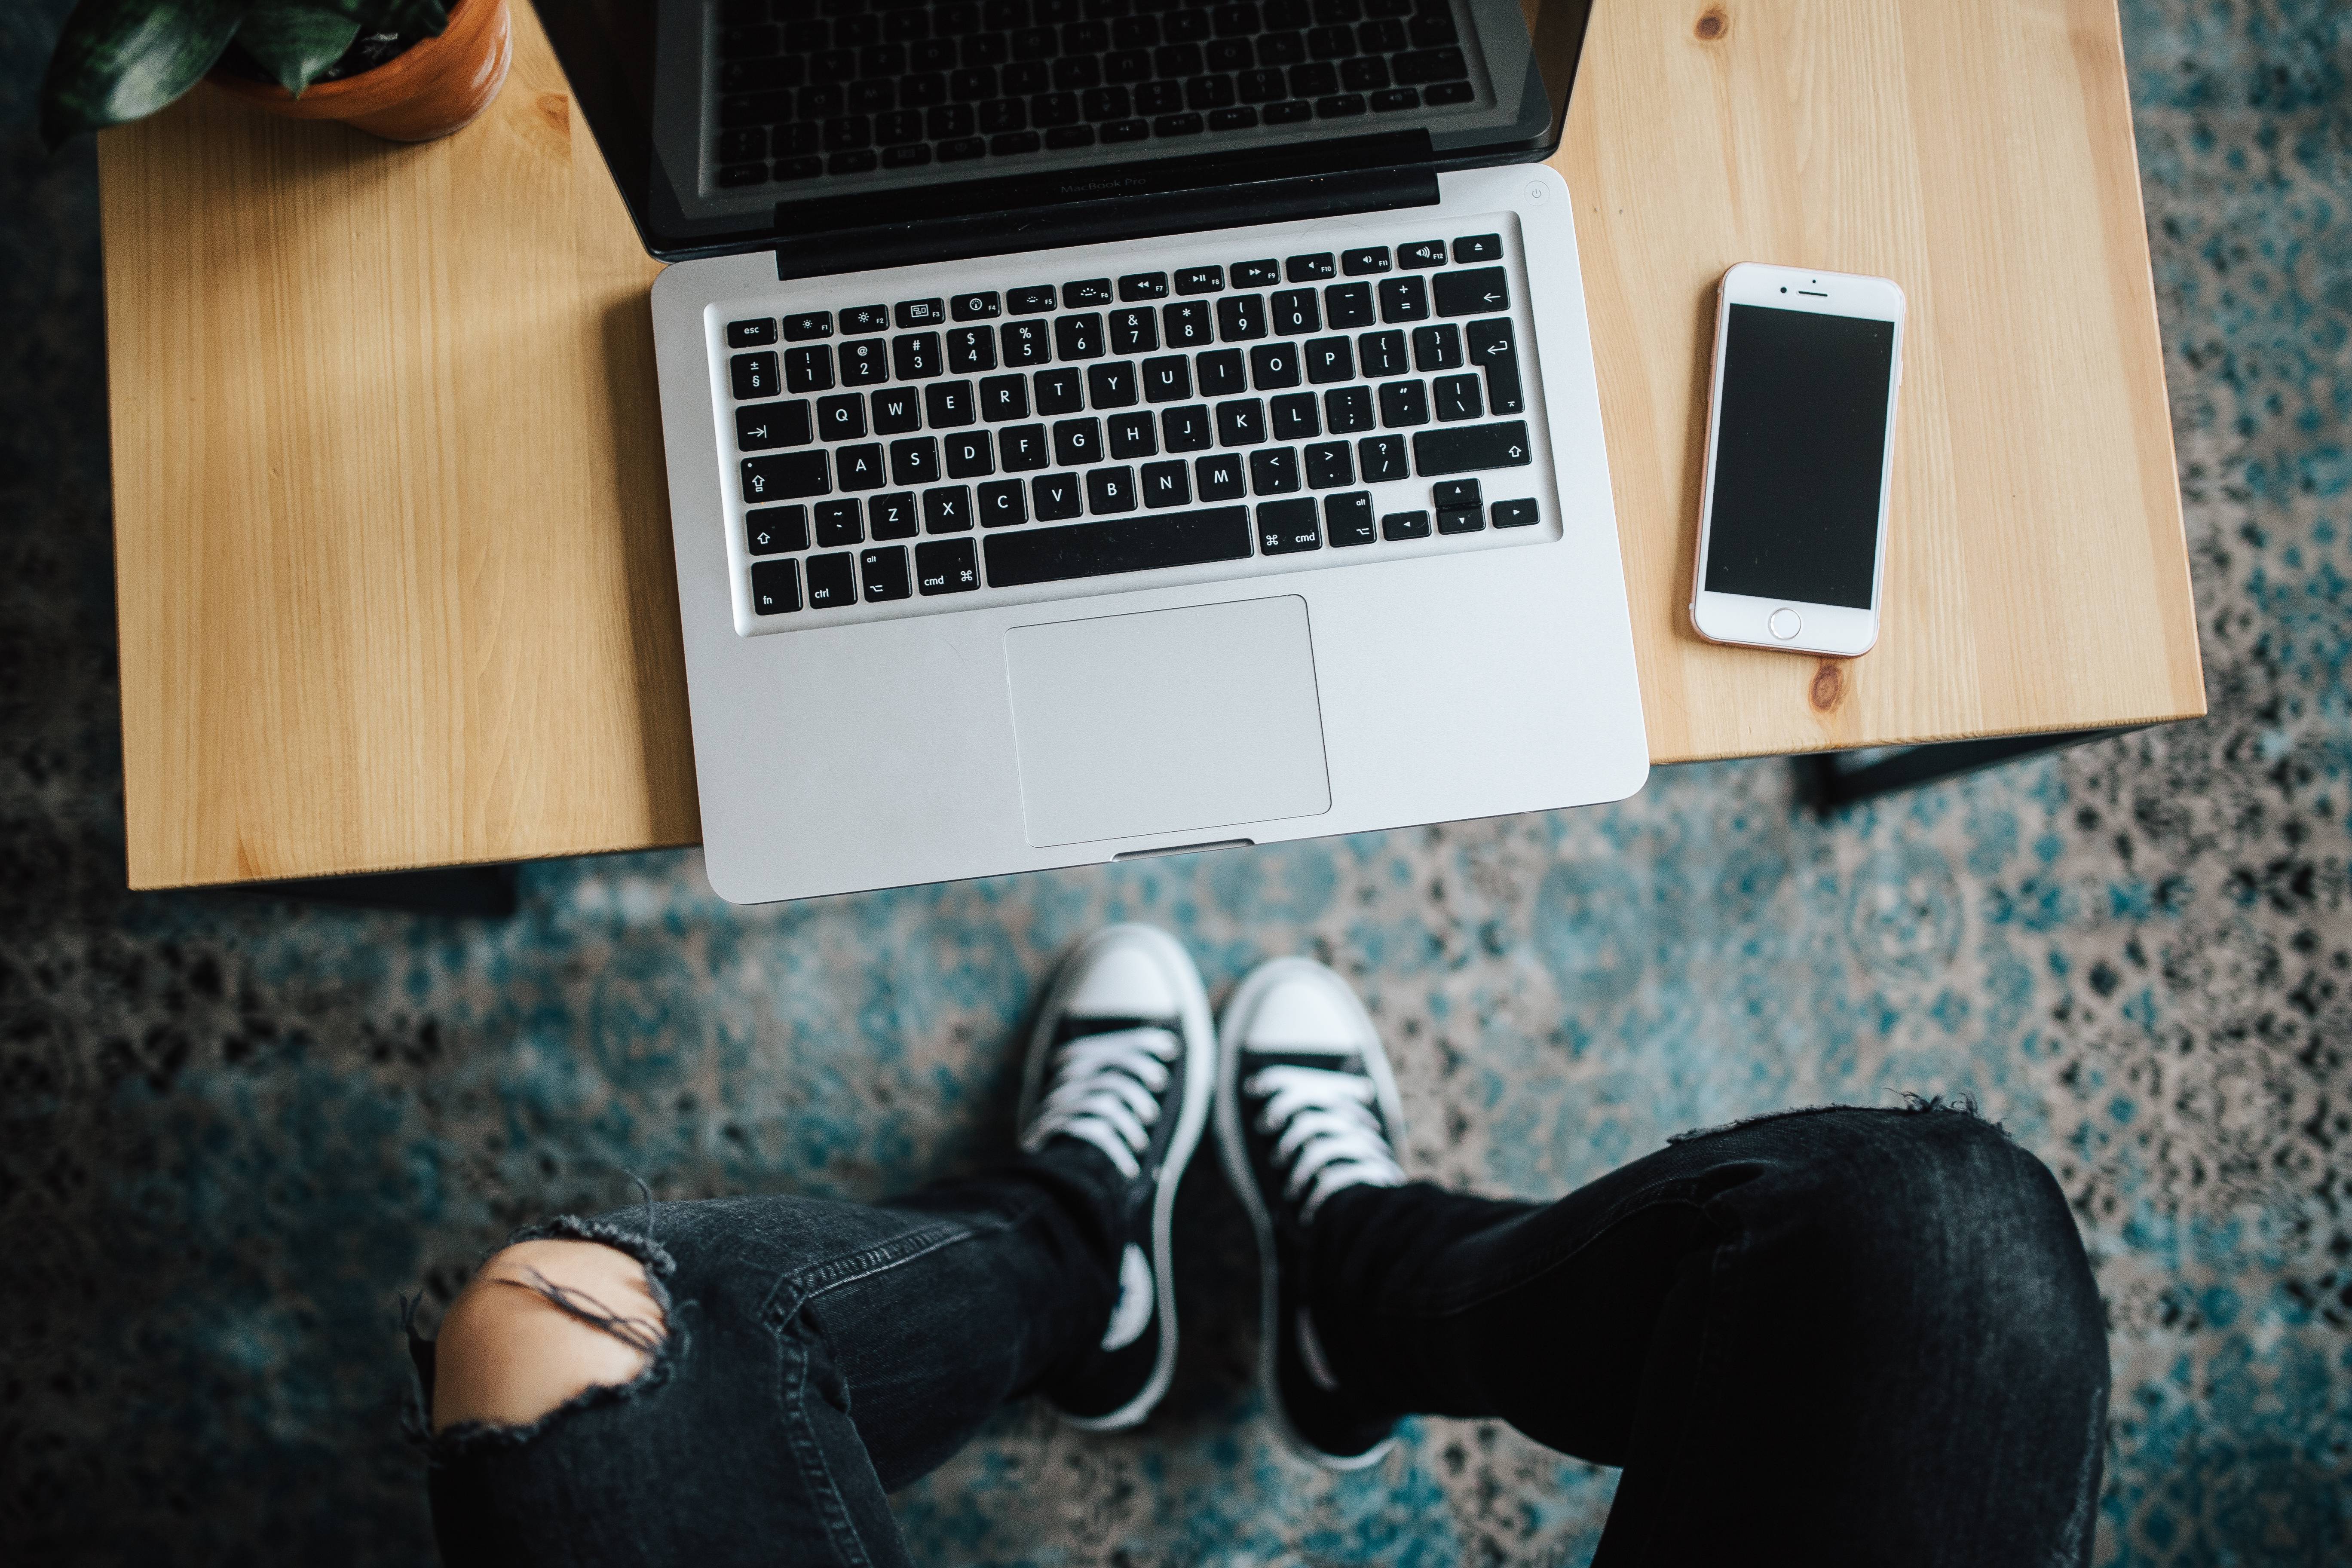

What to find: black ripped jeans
left=415, top=1106, right=2110, bottom=1566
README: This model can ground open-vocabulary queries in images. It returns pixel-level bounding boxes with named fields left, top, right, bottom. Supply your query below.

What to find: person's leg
left=1307, top=1105, right=2109, bottom=1565
left=1218, top=958, right=2108, bottom=1566
left=417, top=923, right=1217, bottom=1567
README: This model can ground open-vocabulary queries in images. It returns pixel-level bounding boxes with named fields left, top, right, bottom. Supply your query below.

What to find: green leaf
left=40, top=0, right=253, bottom=148
left=236, top=4, right=361, bottom=94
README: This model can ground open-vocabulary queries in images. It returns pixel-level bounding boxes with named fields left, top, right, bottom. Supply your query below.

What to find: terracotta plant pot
left=206, top=0, right=513, bottom=142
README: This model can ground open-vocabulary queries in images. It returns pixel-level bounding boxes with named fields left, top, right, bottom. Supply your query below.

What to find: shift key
left=741, top=450, right=830, bottom=503
left=1412, top=420, right=1532, bottom=477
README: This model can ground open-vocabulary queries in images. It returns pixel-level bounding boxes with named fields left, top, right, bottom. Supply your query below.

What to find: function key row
left=721, top=234, right=1501, bottom=345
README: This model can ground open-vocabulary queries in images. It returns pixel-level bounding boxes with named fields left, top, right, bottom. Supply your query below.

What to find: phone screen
left=1704, top=304, right=1896, bottom=610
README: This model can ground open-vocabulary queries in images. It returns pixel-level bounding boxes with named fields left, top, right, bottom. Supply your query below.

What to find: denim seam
left=779, top=1322, right=878, bottom=1568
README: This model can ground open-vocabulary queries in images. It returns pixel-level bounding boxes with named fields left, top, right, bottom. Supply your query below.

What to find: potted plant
left=40, top=0, right=514, bottom=148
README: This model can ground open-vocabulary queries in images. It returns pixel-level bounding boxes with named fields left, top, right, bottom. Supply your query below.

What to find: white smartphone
left=1690, top=262, right=1906, bottom=658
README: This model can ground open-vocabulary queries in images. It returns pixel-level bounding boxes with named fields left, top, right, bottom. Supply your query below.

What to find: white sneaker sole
left=1215, top=956, right=1406, bottom=1471
left=1021, top=922, right=1218, bottom=1432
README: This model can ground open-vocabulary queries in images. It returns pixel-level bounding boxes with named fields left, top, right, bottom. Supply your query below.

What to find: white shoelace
left=1022, top=1026, right=1178, bottom=1179
left=1248, top=1064, right=1405, bottom=1221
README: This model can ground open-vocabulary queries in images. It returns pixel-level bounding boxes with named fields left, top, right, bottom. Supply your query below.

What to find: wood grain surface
left=99, top=0, right=2202, bottom=888
left=101, top=3, right=692, bottom=888
left=1559, top=0, right=2203, bottom=762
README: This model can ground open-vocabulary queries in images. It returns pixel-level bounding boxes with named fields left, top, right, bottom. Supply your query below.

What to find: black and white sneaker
left=1018, top=923, right=1216, bottom=1430
left=1216, top=957, right=1409, bottom=1469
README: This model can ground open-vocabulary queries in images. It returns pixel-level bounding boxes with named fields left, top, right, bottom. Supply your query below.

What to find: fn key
left=750, top=558, right=800, bottom=615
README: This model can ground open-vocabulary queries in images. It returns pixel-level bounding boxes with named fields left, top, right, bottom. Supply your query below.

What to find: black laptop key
left=1195, top=452, right=1246, bottom=500
left=1436, top=505, right=1484, bottom=535
left=1008, top=285, right=1058, bottom=314
left=1249, top=447, right=1301, bottom=494
left=1142, top=355, right=1192, bottom=402
left=783, top=345, right=834, bottom=393
left=1256, top=497, right=1320, bottom=554
left=952, top=291, right=1003, bottom=320
left=894, top=298, right=947, bottom=328
left=1377, top=275, right=1430, bottom=322
left=943, top=429, right=994, bottom=478
left=836, top=443, right=886, bottom=490
left=1216, top=294, right=1268, bottom=341
left=1453, top=234, right=1503, bottom=263
left=860, top=546, right=913, bottom=601
left=1063, top=278, right=1115, bottom=307
left=923, top=485, right=974, bottom=533
left=841, top=339, right=887, bottom=385
left=1142, top=459, right=1191, bottom=507
left=1250, top=343, right=1302, bottom=389
left=805, top=551, right=857, bottom=607
left=1491, top=498, right=1540, bottom=528
left=1001, top=319, right=1052, bottom=366
left=1324, top=281, right=1375, bottom=329
left=1270, top=288, right=1321, bottom=336
left=746, top=505, right=808, bottom=556
left=730, top=351, right=780, bottom=400
left=1108, top=308, right=1158, bottom=355
left=925, top=380, right=977, bottom=427
left=736, top=400, right=813, bottom=450
left=1087, top=466, right=1138, bottom=514
left=1162, top=404, right=1213, bottom=452
left=1324, top=385, right=1374, bottom=432
left=1432, top=479, right=1482, bottom=509
left=889, top=438, right=939, bottom=486
left=1434, top=373, right=1483, bottom=422
left=1164, top=300, right=1215, bottom=347
left=872, top=388, right=921, bottom=434
left=1285, top=253, right=1337, bottom=282
left=892, top=333, right=942, bottom=380
left=1413, top=420, right=1532, bottom=476
left=1378, top=380, right=1428, bottom=427
left=1271, top=392, right=1319, bottom=440
left=842, top=304, right=890, bottom=334
left=1052, top=417, right=1101, bottom=467
left=916, top=538, right=980, bottom=594
left=1055, top=313, right=1106, bottom=361
left=1382, top=508, right=1432, bottom=540
left=1359, top=433, right=1408, bottom=483
left=1342, top=247, right=1391, bottom=276
left=1196, top=349, right=1246, bottom=398
left=1035, top=368, right=1085, bottom=414
left=1434, top=267, right=1510, bottom=319
left=1087, top=362, right=1139, bottom=408
left=814, top=499, right=864, bottom=548
left=750, top=557, right=802, bottom=614
left=980, top=374, right=1030, bottom=421
left=1106, top=411, right=1157, bottom=457
left=816, top=394, right=865, bottom=441
left=729, top=317, right=779, bottom=347
left=1305, top=441, right=1353, bottom=487
left=1325, top=491, right=1376, bottom=546
left=1120, top=272, right=1171, bottom=300
left=1305, top=336, right=1354, bottom=384
left=979, top=480, right=1028, bottom=527
left=1175, top=266, right=1225, bottom=294
left=1412, top=323, right=1463, bottom=371
left=742, top=450, right=828, bottom=503
left=1032, top=473, right=1084, bottom=520
left=1216, top=398, right=1266, bottom=446
left=1000, top=423, right=1050, bottom=470
left=947, top=327, right=997, bottom=374
left=1465, top=317, right=1524, bottom=414
left=984, top=506, right=1253, bottom=587
left=868, top=492, right=920, bottom=540
left=1232, top=259, right=1281, bottom=288
left=1396, top=239, right=1446, bottom=268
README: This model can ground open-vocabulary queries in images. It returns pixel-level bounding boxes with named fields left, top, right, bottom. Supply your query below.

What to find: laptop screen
left=537, top=0, right=1592, bottom=262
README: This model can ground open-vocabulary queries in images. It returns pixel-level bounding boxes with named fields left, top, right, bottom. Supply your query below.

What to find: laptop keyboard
left=710, top=0, right=1478, bottom=190
left=716, top=225, right=1552, bottom=626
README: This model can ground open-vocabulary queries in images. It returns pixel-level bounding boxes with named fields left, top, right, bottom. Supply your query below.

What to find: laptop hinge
left=772, top=164, right=1441, bottom=282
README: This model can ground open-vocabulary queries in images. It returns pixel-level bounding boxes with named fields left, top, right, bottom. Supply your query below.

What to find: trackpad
left=1004, top=596, right=1331, bottom=848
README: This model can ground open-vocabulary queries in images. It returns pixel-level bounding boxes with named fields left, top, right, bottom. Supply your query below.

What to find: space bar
left=983, top=508, right=1254, bottom=588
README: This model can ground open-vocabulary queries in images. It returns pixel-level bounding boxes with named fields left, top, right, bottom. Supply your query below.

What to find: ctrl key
left=805, top=551, right=857, bottom=608
left=750, top=557, right=801, bottom=616
left=916, top=538, right=979, bottom=595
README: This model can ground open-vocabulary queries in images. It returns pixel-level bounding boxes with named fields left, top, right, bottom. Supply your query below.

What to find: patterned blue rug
left=2, top=1, right=2346, bottom=1562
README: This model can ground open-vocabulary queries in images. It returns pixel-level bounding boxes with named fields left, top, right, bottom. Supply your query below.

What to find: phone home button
left=1768, top=608, right=1802, bottom=641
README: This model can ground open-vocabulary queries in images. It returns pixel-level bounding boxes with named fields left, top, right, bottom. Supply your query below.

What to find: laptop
left=541, top=0, right=1648, bottom=904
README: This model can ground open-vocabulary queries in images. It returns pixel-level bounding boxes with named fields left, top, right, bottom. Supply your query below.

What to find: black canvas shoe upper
left=1017, top=925, right=1213, bottom=1430
left=1216, top=958, right=1408, bottom=1469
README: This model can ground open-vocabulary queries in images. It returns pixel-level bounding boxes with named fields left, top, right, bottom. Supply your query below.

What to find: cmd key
left=1411, top=420, right=1531, bottom=477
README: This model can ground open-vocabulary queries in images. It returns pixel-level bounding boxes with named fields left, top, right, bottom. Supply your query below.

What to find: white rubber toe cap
left=1234, top=961, right=1371, bottom=1054
left=1062, top=928, right=1183, bottom=1019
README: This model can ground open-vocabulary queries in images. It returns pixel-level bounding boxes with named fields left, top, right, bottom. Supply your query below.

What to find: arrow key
left=1434, top=266, right=1511, bottom=318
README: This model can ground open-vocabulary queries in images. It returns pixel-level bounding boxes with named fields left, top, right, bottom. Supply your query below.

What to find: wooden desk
left=98, top=0, right=2203, bottom=891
